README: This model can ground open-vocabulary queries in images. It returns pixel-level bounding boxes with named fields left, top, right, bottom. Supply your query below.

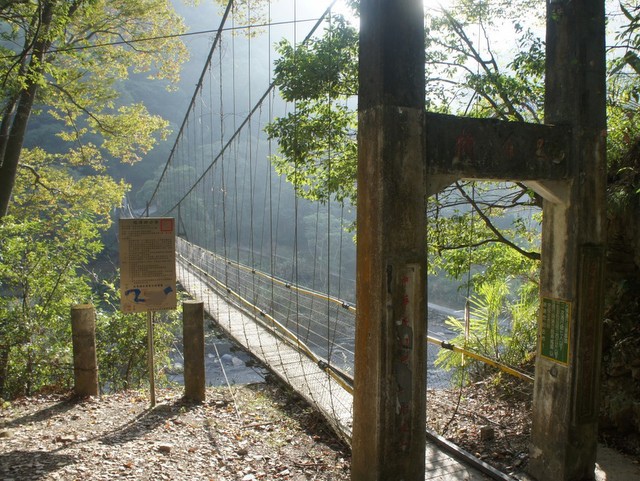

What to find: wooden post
left=147, top=311, right=156, bottom=407
left=183, top=300, right=205, bottom=402
left=529, top=1, right=607, bottom=480
left=71, top=304, right=99, bottom=397
left=352, top=0, right=427, bottom=479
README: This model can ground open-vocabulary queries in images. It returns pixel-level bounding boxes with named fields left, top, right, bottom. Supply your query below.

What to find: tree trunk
left=0, top=0, right=55, bottom=218
left=0, top=99, right=18, bottom=166
left=24, top=351, right=33, bottom=396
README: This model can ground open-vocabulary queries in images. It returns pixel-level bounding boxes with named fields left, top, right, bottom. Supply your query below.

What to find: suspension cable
left=158, top=0, right=339, bottom=216
left=146, top=0, right=234, bottom=213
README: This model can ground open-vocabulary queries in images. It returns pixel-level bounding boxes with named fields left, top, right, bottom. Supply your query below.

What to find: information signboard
left=119, top=218, right=177, bottom=312
left=540, top=297, right=571, bottom=364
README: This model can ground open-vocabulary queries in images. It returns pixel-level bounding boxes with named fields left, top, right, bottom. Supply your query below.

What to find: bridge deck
left=177, top=258, right=491, bottom=481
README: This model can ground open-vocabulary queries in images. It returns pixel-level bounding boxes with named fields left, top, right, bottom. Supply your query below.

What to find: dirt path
left=0, top=383, right=350, bottom=481
left=2, top=380, right=638, bottom=481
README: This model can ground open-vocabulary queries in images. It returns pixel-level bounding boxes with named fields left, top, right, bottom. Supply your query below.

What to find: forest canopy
left=0, top=0, right=189, bottom=398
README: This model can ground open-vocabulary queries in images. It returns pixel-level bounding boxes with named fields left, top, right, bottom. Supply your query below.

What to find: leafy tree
left=265, top=3, right=544, bottom=297
left=0, top=216, right=96, bottom=396
left=611, top=2, right=640, bottom=79
left=424, top=0, right=545, bottom=121
left=264, top=16, right=358, bottom=204
left=0, top=0, right=189, bottom=217
left=0, top=0, right=190, bottom=398
left=608, top=1, right=640, bottom=206
left=0, top=147, right=126, bottom=397
left=0, top=135, right=183, bottom=400
left=428, top=181, right=540, bottom=290
left=600, top=0, right=640, bottom=439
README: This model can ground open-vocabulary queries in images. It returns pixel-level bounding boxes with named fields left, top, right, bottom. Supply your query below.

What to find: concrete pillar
left=351, top=0, right=427, bottom=480
left=71, top=304, right=99, bottom=397
left=529, top=1, right=607, bottom=480
left=183, top=300, right=205, bottom=402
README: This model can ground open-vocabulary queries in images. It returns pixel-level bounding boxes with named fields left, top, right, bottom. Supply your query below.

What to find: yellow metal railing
left=178, top=240, right=534, bottom=388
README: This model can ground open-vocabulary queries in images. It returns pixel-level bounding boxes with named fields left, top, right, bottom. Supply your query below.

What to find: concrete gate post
left=352, top=0, right=427, bottom=480
left=529, top=1, right=607, bottom=479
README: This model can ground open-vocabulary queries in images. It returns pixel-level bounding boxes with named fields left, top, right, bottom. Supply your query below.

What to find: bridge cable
left=145, top=0, right=234, bottom=213
left=159, top=0, right=339, bottom=216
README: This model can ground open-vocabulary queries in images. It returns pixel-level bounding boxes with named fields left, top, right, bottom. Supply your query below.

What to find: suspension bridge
left=134, top=1, right=608, bottom=480
left=175, top=239, right=496, bottom=480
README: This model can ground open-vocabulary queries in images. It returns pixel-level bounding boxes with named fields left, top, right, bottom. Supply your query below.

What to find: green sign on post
left=540, top=297, right=571, bottom=364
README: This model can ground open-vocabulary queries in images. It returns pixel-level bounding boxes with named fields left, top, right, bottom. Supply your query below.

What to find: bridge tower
left=352, top=0, right=427, bottom=479
left=352, top=0, right=606, bottom=480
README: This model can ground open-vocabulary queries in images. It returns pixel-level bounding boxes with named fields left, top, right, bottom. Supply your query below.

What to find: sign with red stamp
left=119, top=218, right=177, bottom=312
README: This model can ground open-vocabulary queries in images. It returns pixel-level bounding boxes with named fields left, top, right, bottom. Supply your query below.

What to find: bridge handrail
left=186, top=241, right=356, bottom=312
left=177, top=240, right=534, bottom=385
left=426, top=335, right=534, bottom=382
left=177, top=249, right=355, bottom=394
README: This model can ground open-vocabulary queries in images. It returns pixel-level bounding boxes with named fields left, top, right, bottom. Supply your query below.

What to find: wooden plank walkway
left=176, top=255, right=491, bottom=481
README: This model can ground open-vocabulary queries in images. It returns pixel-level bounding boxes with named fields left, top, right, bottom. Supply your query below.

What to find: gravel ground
left=0, top=381, right=350, bottom=481
left=2, top=376, right=637, bottom=481
left=427, top=377, right=533, bottom=476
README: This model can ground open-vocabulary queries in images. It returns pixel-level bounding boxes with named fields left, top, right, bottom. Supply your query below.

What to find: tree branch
left=436, top=238, right=504, bottom=251
left=19, top=163, right=60, bottom=194
left=50, top=83, right=117, bottom=135
left=441, top=9, right=526, bottom=122
left=455, top=181, right=541, bottom=261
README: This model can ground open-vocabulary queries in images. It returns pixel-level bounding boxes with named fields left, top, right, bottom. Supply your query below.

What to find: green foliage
left=0, top=0, right=191, bottom=398
left=0, top=144, right=127, bottom=398
left=427, top=181, right=541, bottom=291
left=96, top=279, right=180, bottom=393
left=424, top=0, right=545, bottom=121
left=0, top=215, right=98, bottom=397
left=265, top=100, right=357, bottom=203
left=0, top=0, right=189, bottom=216
left=610, top=2, right=640, bottom=79
left=0, top=145, right=181, bottom=398
left=12, top=147, right=129, bottom=225
left=265, top=16, right=358, bottom=205
left=606, top=98, right=640, bottom=209
left=271, top=17, right=358, bottom=101
left=435, top=279, right=538, bottom=383
left=607, top=1, right=640, bottom=202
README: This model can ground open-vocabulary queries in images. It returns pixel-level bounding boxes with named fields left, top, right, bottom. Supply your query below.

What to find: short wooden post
left=183, top=300, right=205, bottom=402
left=71, top=304, right=99, bottom=397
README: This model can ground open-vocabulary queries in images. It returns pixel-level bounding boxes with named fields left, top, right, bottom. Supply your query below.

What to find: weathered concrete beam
left=524, top=180, right=571, bottom=205
left=425, top=112, right=571, bottom=181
